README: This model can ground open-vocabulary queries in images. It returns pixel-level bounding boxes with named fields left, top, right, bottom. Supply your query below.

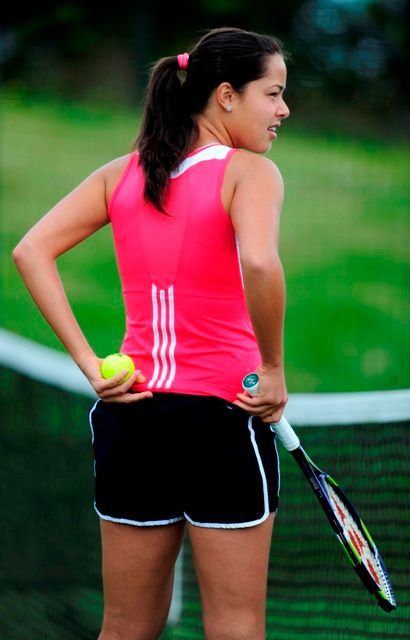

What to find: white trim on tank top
left=170, top=144, right=233, bottom=179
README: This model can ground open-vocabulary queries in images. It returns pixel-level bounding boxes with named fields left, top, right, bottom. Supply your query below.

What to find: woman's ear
left=215, top=82, right=235, bottom=112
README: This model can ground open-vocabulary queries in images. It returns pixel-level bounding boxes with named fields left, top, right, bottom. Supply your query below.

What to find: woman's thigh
left=188, top=514, right=275, bottom=639
left=99, top=519, right=185, bottom=633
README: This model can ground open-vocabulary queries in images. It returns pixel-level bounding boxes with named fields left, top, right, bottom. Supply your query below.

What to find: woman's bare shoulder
left=229, top=150, right=283, bottom=185
left=99, top=153, right=134, bottom=178
left=97, top=153, right=136, bottom=201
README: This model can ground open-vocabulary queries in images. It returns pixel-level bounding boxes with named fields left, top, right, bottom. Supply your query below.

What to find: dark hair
left=136, top=27, right=285, bottom=211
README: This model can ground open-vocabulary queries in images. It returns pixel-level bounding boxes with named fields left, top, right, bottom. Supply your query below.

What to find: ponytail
left=135, top=56, right=197, bottom=212
left=136, top=28, right=285, bottom=211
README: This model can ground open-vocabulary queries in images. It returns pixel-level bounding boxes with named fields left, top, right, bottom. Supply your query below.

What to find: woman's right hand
left=234, top=364, right=287, bottom=423
left=79, top=354, right=153, bottom=403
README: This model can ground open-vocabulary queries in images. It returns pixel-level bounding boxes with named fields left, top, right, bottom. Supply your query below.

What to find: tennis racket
left=242, top=373, right=397, bottom=612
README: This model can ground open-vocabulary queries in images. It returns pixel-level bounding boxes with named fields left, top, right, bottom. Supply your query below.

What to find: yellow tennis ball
left=101, top=353, right=135, bottom=383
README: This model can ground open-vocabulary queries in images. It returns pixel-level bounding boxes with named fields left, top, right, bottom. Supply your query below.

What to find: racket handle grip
left=242, top=373, right=300, bottom=452
left=270, top=416, right=300, bottom=452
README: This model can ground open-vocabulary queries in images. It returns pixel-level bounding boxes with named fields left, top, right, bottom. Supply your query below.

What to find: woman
left=13, top=27, right=290, bottom=640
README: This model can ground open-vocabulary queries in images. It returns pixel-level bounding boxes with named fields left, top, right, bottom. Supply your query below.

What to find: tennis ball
left=101, top=353, right=135, bottom=383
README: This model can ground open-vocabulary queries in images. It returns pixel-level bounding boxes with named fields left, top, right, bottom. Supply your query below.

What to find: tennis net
left=1, top=328, right=409, bottom=640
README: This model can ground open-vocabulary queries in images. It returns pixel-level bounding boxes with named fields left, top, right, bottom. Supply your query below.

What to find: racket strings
left=326, top=483, right=393, bottom=599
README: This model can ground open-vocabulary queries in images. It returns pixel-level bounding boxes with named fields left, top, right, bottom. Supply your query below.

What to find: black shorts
left=89, top=393, right=280, bottom=529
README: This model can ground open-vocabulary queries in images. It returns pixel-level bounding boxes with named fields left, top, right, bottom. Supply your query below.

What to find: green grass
left=2, top=91, right=409, bottom=392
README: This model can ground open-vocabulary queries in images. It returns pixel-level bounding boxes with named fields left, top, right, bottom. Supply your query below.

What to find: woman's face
left=228, top=53, right=290, bottom=153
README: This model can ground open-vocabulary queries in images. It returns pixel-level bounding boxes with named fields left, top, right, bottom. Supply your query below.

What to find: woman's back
left=109, top=144, right=260, bottom=400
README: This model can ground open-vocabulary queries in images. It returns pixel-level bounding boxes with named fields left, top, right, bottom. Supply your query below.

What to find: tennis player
left=13, top=27, right=289, bottom=640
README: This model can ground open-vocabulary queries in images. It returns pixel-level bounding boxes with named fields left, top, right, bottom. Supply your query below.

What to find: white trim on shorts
left=273, top=431, right=281, bottom=497
left=94, top=503, right=185, bottom=527
left=184, top=416, right=273, bottom=529
left=89, top=402, right=278, bottom=529
left=88, top=399, right=99, bottom=444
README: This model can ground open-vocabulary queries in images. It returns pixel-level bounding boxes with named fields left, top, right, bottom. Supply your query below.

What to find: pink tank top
left=108, top=143, right=260, bottom=402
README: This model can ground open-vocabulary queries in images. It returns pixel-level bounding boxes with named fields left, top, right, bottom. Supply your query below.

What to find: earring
left=226, top=105, right=232, bottom=112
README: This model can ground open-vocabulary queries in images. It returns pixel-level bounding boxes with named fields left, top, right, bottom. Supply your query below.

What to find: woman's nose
left=278, top=97, right=290, bottom=120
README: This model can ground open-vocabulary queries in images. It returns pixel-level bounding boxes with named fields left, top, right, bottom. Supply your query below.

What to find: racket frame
left=241, top=373, right=396, bottom=612
left=289, top=444, right=396, bottom=612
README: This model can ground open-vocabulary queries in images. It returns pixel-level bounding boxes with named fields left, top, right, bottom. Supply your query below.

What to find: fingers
left=234, top=392, right=280, bottom=413
left=101, top=390, right=153, bottom=404
left=92, top=369, right=153, bottom=403
left=233, top=396, right=267, bottom=414
left=233, top=392, right=286, bottom=422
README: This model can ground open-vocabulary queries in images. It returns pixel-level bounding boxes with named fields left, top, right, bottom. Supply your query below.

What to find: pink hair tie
left=177, top=52, right=189, bottom=70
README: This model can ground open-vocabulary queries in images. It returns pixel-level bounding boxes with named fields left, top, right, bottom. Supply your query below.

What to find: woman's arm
left=228, top=153, right=287, bottom=422
left=12, top=160, right=152, bottom=403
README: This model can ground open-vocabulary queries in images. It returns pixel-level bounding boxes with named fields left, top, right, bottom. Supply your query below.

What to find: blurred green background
left=1, top=3, right=409, bottom=639
left=1, top=1, right=409, bottom=394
